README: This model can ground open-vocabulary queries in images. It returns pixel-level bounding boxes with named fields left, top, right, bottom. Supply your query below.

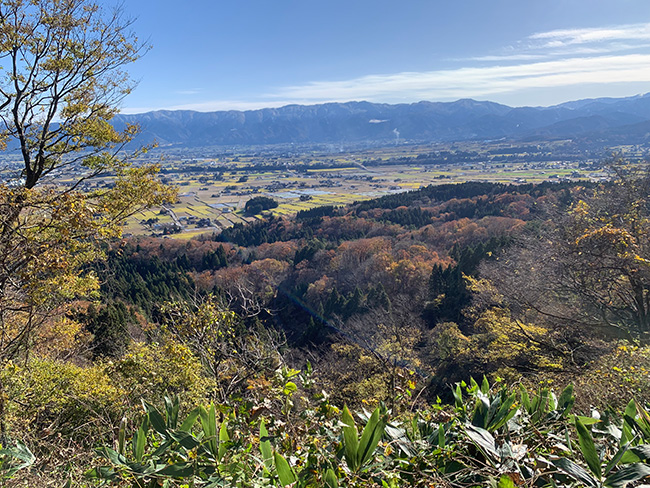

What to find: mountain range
left=112, top=93, right=650, bottom=148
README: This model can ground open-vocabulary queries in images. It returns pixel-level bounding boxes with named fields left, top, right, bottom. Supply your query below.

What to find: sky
left=120, top=0, right=650, bottom=113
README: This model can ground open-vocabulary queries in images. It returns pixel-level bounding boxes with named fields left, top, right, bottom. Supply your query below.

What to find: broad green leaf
left=437, top=425, right=445, bottom=448
left=357, top=407, right=386, bottom=468
left=200, top=404, right=218, bottom=456
left=179, top=407, right=201, bottom=432
left=471, top=392, right=490, bottom=429
left=488, top=392, right=517, bottom=432
left=274, top=452, right=296, bottom=486
left=147, top=407, right=168, bottom=436
left=605, top=442, right=631, bottom=476
left=96, top=447, right=127, bottom=467
left=133, top=419, right=147, bottom=463
left=576, top=418, right=602, bottom=479
left=156, top=461, right=195, bottom=478
left=622, top=399, right=637, bottom=445
left=481, top=376, right=490, bottom=394
left=531, top=388, right=549, bottom=424
left=465, top=425, right=499, bottom=463
left=218, top=421, right=229, bottom=461
left=170, top=395, right=181, bottom=429
left=631, top=445, right=650, bottom=460
left=572, top=415, right=601, bottom=425
left=605, top=463, right=650, bottom=488
left=259, top=420, right=273, bottom=473
left=324, top=468, right=339, bottom=488
left=557, top=383, right=575, bottom=416
left=168, top=430, right=201, bottom=450
left=83, top=466, right=117, bottom=480
left=341, top=405, right=359, bottom=471
left=453, top=384, right=463, bottom=409
left=553, top=457, right=598, bottom=487
left=548, top=391, right=558, bottom=411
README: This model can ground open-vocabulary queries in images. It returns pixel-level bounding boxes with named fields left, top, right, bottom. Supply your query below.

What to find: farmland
left=1, top=138, right=635, bottom=237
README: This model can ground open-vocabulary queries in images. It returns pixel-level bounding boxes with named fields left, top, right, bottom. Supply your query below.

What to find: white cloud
left=176, top=89, right=202, bottom=96
left=529, top=23, right=650, bottom=46
left=268, top=54, right=650, bottom=105
left=123, top=22, right=650, bottom=113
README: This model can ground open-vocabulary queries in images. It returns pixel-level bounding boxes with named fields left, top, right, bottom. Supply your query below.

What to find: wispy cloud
left=529, top=23, right=650, bottom=47
left=268, top=54, right=650, bottom=105
left=470, top=23, right=650, bottom=62
left=124, top=22, right=650, bottom=113
left=264, top=23, right=650, bottom=108
left=176, top=89, right=202, bottom=96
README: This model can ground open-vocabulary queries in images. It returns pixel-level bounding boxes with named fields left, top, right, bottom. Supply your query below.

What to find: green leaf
left=200, top=404, right=218, bottom=457
left=96, top=447, right=127, bottom=467
left=357, top=407, right=386, bottom=468
left=259, top=420, right=273, bottom=473
left=164, top=395, right=180, bottom=430
left=453, top=384, right=463, bottom=409
left=576, top=418, right=602, bottom=479
left=622, top=399, right=637, bottom=445
left=605, top=463, right=650, bottom=488
left=488, top=392, right=517, bottom=432
left=557, top=383, right=575, bottom=416
left=168, top=430, right=201, bottom=450
left=324, top=468, right=339, bottom=488
left=497, top=474, right=515, bottom=488
left=133, top=418, right=147, bottom=463
left=437, top=424, right=445, bottom=448
left=83, top=466, right=117, bottom=480
left=147, top=407, right=168, bottom=436
left=481, top=376, right=490, bottom=394
left=218, top=421, right=229, bottom=461
left=156, top=461, right=195, bottom=478
left=605, top=442, right=631, bottom=476
left=631, top=445, right=650, bottom=460
left=179, top=407, right=201, bottom=432
left=553, top=457, right=598, bottom=487
left=572, top=415, right=601, bottom=425
left=274, top=452, right=296, bottom=486
left=341, top=405, right=359, bottom=471
left=471, top=392, right=490, bottom=430
left=282, top=381, right=298, bottom=396
left=531, top=388, right=549, bottom=424
left=465, top=425, right=499, bottom=463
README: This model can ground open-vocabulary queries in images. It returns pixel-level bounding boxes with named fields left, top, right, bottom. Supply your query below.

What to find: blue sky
left=121, top=0, right=650, bottom=113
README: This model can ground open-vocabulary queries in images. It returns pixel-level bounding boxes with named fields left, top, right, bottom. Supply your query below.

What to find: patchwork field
left=63, top=139, right=627, bottom=238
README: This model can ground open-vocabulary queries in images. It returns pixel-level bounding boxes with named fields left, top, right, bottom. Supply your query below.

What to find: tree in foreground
left=479, top=158, right=650, bottom=349
left=0, top=0, right=175, bottom=361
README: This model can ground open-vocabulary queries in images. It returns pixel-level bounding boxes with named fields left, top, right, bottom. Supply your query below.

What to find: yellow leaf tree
left=0, top=0, right=176, bottom=362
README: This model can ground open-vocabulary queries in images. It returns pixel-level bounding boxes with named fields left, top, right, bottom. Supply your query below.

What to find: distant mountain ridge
left=112, top=94, right=650, bottom=148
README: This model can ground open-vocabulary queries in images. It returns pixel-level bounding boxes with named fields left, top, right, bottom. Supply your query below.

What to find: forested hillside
left=9, top=160, right=650, bottom=486
left=3, top=0, right=650, bottom=485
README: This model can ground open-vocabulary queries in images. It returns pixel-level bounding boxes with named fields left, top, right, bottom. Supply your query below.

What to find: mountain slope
left=113, top=93, right=650, bottom=147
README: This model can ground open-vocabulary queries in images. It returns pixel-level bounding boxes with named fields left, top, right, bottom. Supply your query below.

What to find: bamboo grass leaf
left=576, top=418, right=602, bottom=479
left=274, top=452, right=296, bottom=486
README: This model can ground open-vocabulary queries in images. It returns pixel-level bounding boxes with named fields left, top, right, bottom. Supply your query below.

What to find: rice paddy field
left=92, top=140, right=627, bottom=237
